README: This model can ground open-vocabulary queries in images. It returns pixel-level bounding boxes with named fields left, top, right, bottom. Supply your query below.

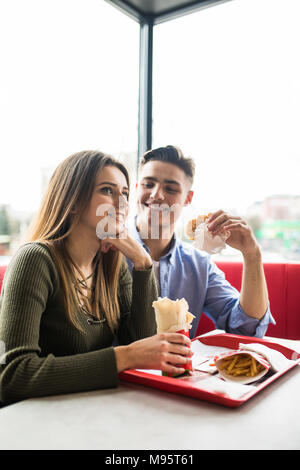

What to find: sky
left=0, top=0, right=140, bottom=212
left=0, top=0, right=300, bottom=216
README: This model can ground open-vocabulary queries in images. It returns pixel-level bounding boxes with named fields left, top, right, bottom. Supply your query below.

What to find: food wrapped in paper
left=185, top=214, right=230, bottom=255
left=152, top=297, right=195, bottom=333
left=185, top=214, right=211, bottom=240
left=152, top=297, right=195, bottom=377
left=214, top=349, right=271, bottom=384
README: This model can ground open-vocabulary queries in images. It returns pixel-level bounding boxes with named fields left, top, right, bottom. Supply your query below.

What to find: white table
left=0, top=331, right=300, bottom=450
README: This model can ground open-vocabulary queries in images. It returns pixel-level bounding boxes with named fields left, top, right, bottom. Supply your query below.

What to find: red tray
left=119, top=333, right=300, bottom=407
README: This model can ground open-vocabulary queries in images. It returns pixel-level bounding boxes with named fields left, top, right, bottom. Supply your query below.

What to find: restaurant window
left=152, top=0, right=300, bottom=261
left=0, top=0, right=139, bottom=263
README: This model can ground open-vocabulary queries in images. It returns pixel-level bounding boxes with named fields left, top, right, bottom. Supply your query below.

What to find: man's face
left=136, top=160, right=193, bottom=237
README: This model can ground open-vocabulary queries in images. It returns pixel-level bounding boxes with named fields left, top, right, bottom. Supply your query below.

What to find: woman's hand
left=100, top=228, right=152, bottom=270
left=114, top=333, right=193, bottom=375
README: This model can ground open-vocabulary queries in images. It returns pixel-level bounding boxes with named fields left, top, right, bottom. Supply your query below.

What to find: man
left=127, top=145, right=275, bottom=338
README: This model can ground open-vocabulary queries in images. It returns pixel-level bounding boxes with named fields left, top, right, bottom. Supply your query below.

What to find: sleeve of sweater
left=116, top=261, right=158, bottom=345
left=0, top=243, right=120, bottom=405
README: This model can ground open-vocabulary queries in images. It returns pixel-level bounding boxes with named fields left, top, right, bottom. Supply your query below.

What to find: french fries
left=218, top=353, right=265, bottom=377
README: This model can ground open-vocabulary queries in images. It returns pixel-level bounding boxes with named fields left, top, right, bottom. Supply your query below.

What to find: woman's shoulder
left=0, top=242, right=60, bottom=302
left=6, top=242, right=58, bottom=282
left=11, top=241, right=54, bottom=264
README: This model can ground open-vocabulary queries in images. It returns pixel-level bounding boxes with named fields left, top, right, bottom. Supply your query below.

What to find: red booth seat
left=0, top=266, right=6, bottom=294
left=0, top=262, right=299, bottom=340
left=196, top=261, right=300, bottom=340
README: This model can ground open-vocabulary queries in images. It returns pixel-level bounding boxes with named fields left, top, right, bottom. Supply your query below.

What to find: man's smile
left=143, top=202, right=172, bottom=212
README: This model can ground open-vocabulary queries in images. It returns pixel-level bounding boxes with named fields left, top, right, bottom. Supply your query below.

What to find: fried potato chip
left=218, top=353, right=265, bottom=378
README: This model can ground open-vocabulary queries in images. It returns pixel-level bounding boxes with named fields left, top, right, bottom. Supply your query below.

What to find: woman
left=0, top=150, right=192, bottom=405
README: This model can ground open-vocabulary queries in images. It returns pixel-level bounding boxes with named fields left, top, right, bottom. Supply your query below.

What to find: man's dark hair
left=139, top=145, right=195, bottom=184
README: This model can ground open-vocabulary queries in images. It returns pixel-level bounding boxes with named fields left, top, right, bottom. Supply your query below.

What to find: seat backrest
left=286, top=263, right=300, bottom=340
left=195, top=261, right=300, bottom=340
left=0, top=265, right=7, bottom=294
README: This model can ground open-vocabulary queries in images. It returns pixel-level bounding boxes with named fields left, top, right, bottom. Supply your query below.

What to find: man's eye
left=166, top=187, right=177, bottom=193
left=142, top=182, right=154, bottom=189
left=122, top=192, right=129, bottom=200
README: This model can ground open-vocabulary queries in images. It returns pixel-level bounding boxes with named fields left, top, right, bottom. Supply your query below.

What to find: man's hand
left=207, top=210, right=260, bottom=259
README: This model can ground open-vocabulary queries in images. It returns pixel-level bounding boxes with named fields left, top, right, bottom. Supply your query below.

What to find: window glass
left=0, top=0, right=139, bottom=262
left=153, top=0, right=300, bottom=261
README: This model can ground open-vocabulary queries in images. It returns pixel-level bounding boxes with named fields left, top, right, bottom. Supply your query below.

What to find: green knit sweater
left=0, top=242, right=157, bottom=405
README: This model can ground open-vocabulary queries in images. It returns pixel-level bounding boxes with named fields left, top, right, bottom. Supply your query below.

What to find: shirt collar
left=163, top=233, right=178, bottom=265
left=129, top=215, right=179, bottom=265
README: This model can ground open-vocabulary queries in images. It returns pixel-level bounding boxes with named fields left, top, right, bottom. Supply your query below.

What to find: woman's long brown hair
left=27, top=150, right=130, bottom=332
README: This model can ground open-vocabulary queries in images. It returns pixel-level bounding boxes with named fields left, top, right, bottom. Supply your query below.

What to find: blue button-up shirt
left=127, top=217, right=275, bottom=338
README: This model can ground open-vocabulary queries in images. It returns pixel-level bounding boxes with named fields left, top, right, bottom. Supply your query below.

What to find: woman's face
left=80, top=165, right=129, bottom=239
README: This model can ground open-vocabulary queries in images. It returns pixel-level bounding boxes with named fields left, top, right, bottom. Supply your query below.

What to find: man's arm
left=240, top=249, right=268, bottom=319
left=207, top=210, right=269, bottom=320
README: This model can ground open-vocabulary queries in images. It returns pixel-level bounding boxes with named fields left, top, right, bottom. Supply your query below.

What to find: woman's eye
left=100, top=187, right=113, bottom=195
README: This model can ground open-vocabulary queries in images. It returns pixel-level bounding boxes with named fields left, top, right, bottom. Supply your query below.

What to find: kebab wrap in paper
left=152, top=297, right=195, bottom=377
left=185, top=214, right=230, bottom=255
